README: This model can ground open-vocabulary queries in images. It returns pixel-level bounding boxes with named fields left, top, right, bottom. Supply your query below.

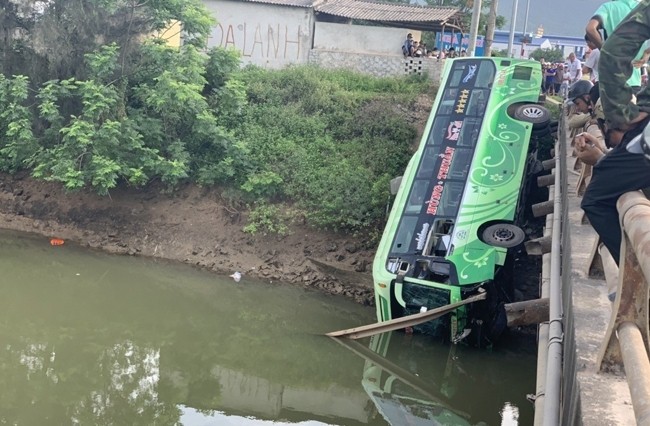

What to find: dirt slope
left=0, top=171, right=382, bottom=304
left=0, top=94, right=436, bottom=305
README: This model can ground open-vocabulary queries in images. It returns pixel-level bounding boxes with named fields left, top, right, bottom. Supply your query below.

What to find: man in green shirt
left=586, top=0, right=644, bottom=88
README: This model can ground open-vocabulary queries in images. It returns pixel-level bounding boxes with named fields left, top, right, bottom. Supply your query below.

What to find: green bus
left=372, top=58, right=550, bottom=345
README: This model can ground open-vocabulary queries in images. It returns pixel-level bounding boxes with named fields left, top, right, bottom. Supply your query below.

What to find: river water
left=0, top=229, right=536, bottom=425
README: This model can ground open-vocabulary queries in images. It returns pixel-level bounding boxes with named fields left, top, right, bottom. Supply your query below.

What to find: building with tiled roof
left=203, top=0, right=462, bottom=79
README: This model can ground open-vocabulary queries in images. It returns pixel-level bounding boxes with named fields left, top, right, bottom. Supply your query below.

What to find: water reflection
left=0, top=230, right=534, bottom=425
left=345, top=332, right=536, bottom=426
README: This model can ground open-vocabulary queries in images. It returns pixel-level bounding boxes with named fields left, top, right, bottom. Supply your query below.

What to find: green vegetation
left=424, top=0, right=505, bottom=35
left=529, top=47, right=565, bottom=63
left=490, top=49, right=510, bottom=58
left=0, top=0, right=431, bottom=234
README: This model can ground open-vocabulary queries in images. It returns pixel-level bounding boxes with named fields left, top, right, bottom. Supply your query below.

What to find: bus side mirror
left=390, top=176, right=403, bottom=195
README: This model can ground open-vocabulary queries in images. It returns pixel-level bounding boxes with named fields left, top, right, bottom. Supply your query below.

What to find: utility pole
left=521, top=0, right=531, bottom=57
left=485, top=0, right=498, bottom=57
left=467, top=0, right=483, bottom=56
left=507, top=0, right=519, bottom=58
left=522, top=0, right=531, bottom=35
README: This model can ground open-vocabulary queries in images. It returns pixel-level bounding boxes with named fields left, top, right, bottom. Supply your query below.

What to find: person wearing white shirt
left=567, top=52, right=583, bottom=83
left=583, top=35, right=600, bottom=83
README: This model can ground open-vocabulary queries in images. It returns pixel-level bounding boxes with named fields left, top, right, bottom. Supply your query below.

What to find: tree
left=429, top=0, right=506, bottom=35
left=0, top=1, right=249, bottom=194
left=1, top=0, right=214, bottom=84
left=529, top=47, right=564, bottom=63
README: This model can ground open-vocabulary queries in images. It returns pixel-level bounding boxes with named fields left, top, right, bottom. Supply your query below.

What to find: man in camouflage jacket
left=578, top=0, right=650, bottom=265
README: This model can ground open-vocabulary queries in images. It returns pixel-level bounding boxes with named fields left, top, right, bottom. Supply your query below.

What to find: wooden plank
left=326, top=291, right=486, bottom=339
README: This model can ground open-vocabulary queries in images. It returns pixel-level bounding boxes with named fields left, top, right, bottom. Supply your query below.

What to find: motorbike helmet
left=568, top=80, right=594, bottom=103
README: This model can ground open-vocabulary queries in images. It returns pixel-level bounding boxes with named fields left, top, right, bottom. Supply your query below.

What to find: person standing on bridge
left=586, top=0, right=643, bottom=91
left=577, top=0, right=650, bottom=265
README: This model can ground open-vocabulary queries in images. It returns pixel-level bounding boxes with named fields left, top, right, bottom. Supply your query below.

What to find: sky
left=497, top=0, right=609, bottom=38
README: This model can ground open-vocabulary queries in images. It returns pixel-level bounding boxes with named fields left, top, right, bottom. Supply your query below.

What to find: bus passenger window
left=438, top=88, right=457, bottom=115
left=467, top=89, right=489, bottom=116
left=423, top=218, right=455, bottom=257
left=513, top=65, right=533, bottom=80
left=458, top=117, right=482, bottom=147
left=475, top=61, right=497, bottom=88
left=390, top=216, right=418, bottom=254
left=448, top=148, right=473, bottom=180
left=435, top=182, right=465, bottom=216
left=449, top=69, right=465, bottom=87
left=405, top=180, right=429, bottom=214
left=417, top=148, right=438, bottom=178
left=427, top=117, right=449, bottom=145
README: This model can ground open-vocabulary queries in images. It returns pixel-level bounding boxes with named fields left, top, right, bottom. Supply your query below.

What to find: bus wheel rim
left=522, top=106, right=545, bottom=119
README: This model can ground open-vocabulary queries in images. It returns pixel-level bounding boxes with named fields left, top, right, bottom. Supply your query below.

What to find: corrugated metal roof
left=236, top=0, right=463, bottom=31
left=240, top=0, right=314, bottom=8
left=314, top=0, right=461, bottom=24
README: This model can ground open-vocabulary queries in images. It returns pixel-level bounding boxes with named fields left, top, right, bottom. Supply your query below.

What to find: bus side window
left=467, top=89, right=488, bottom=116
left=475, top=62, right=496, bottom=88
left=417, top=148, right=438, bottom=178
left=436, top=182, right=465, bottom=216
left=458, top=118, right=482, bottom=147
left=405, top=180, right=429, bottom=214
left=448, top=148, right=473, bottom=180
left=423, top=218, right=455, bottom=257
left=427, top=117, right=449, bottom=146
left=448, top=69, right=464, bottom=87
left=438, top=88, right=457, bottom=115
left=390, top=216, right=419, bottom=254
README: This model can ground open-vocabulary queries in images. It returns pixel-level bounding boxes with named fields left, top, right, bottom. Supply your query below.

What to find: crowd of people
left=565, top=0, right=650, bottom=278
left=401, top=33, right=466, bottom=60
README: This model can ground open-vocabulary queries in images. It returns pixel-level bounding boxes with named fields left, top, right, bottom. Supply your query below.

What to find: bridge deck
left=565, top=141, right=636, bottom=425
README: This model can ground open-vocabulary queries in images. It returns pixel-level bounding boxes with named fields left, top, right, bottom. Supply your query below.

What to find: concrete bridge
left=532, top=106, right=650, bottom=425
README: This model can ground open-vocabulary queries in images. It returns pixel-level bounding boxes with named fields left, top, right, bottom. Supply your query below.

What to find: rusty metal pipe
left=615, top=191, right=650, bottom=424
left=618, top=192, right=650, bottom=282
left=618, top=322, right=650, bottom=426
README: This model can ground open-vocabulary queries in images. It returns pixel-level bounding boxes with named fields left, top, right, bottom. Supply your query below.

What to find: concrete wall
left=309, top=50, right=445, bottom=82
left=203, top=0, right=313, bottom=68
left=201, top=1, right=444, bottom=81
left=313, top=22, right=420, bottom=56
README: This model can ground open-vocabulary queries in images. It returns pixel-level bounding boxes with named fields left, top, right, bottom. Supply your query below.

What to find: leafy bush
left=226, top=65, right=425, bottom=231
left=243, top=202, right=291, bottom=236
left=0, top=75, right=37, bottom=172
left=2, top=33, right=431, bottom=232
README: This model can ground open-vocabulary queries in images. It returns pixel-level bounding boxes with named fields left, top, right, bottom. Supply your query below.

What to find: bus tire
left=513, top=104, right=551, bottom=130
left=481, top=223, right=525, bottom=248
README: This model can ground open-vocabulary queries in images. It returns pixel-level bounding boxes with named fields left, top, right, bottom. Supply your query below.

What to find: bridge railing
left=598, top=190, right=650, bottom=425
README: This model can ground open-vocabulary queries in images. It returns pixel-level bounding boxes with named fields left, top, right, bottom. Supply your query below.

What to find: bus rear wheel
left=514, top=104, right=551, bottom=130
left=481, top=223, right=525, bottom=248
